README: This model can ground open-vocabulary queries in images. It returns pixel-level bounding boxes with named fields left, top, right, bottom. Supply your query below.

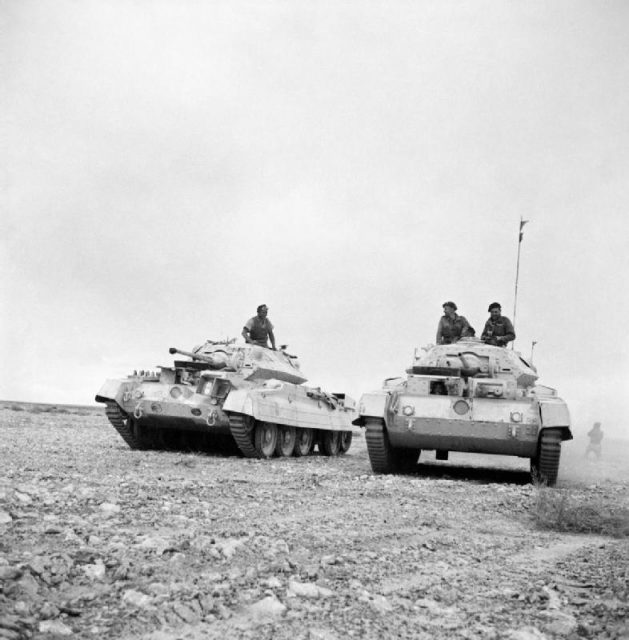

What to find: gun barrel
left=168, top=347, right=215, bottom=363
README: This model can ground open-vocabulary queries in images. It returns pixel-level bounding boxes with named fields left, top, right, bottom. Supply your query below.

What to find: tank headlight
left=402, top=405, right=415, bottom=416
left=453, top=400, right=470, bottom=415
left=150, top=403, right=162, bottom=413
left=510, top=411, right=523, bottom=423
left=170, top=386, right=182, bottom=399
left=134, top=390, right=144, bottom=399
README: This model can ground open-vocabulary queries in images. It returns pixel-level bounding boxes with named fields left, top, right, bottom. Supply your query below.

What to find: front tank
left=96, top=340, right=356, bottom=459
left=353, top=339, right=572, bottom=485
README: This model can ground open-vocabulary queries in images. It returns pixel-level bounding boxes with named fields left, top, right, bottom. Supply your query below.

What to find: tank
left=352, top=338, right=572, bottom=485
left=95, top=340, right=356, bottom=458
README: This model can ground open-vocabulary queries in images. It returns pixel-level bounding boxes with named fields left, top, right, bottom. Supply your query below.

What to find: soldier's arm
left=436, top=319, right=443, bottom=344
left=268, top=328, right=276, bottom=350
left=241, top=326, right=251, bottom=343
left=502, top=318, right=516, bottom=343
left=460, top=316, right=474, bottom=337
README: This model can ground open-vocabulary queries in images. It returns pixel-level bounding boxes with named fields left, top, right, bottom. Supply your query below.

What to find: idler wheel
left=275, top=426, right=296, bottom=457
left=339, top=431, right=353, bottom=454
left=254, top=421, right=278, bottom=459
left=320, top=430, right=341, bottom=456
left=294, top=428, right=315, bottom=457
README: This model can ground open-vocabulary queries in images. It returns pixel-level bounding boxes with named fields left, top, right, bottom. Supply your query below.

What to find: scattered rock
left=136, top=536, right=172, bottom=555
left=122, top=589, right=153, bottom=608
left=264, top=576, right=282, bottom=589
left=82, top=560, right=106, bottom=581
left=171, top=602, right=200, bottom=624
left=99, top=503, right=121, bottom=517
left=541, top=610, right=578, bottom=636
left=214, top=538, right=247, bottom=559
left=287, top=579, right=333, bottom=599
left=369, top=594, right=394, bottom=613
left=243, top=595, right=287, bottom=623
left=0, top=566, right=22, bottom=582
left=16, top=573, right=39, bottom=597
left=39, top=602, right=61, bottom=619
left=38, top=619, right=73, bottom=636
left=506, top=627, right=548, bottom=640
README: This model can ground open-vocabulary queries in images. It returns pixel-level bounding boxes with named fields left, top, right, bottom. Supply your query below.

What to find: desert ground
left=0, top=402, right=627, bottom=640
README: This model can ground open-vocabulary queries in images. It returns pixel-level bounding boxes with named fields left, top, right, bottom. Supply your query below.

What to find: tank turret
left=169, top=342, right=308, bottom=385
left=409, top=338, right=540, bottom=399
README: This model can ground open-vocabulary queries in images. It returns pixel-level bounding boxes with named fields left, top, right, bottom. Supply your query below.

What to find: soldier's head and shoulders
left=481, top=302, right=515, bottom=347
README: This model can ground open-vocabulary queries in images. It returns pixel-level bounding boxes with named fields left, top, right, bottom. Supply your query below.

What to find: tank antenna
left=512, top=217, right=529, bottom=348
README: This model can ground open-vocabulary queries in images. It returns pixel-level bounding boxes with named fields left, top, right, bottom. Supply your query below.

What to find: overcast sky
left=2, top=1, right=628, bottom=438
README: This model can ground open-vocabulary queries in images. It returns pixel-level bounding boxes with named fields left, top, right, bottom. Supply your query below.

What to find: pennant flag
left=519, top=219, right=529, bottom=243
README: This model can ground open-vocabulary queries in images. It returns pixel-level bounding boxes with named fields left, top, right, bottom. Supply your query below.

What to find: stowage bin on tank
left=95, top=340, right=355, bottom=459
left=352, top=338, right=572, bottom=485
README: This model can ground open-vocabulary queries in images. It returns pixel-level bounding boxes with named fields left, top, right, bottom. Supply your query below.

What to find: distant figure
left=585, top=422, right=604, bottom=460
left=436, top=301, right=474, bottom=345
left=242, top=304, right=276, bottom=350
left=481, top=302, right=515, bottom=347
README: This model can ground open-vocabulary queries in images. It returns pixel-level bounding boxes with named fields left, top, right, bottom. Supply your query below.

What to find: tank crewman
left=585, top=422, right=604, bottom=460
left=242, top=304, right=276, bottom=350
left=436, top=301, right=474, bottom=344
left=481, top=302, right=515, bottom=347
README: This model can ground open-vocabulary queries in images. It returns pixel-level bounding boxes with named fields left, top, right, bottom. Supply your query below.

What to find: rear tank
left=96, top=341, right=355, bottom=459
left=353, top=338, right=572, bottom=485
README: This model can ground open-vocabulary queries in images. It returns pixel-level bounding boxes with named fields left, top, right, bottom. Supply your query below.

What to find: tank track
left=365, top=417, right=395, bottom=473
left=104, top=402, right=148, bottom=450
left=365, top=417, right=418, bottom=473
left=532, top=428, right=562, bottom=486
left=226, top=413, right=258, bottom=458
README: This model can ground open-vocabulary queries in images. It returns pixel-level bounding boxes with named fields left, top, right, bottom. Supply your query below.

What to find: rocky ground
left=0, top=403, right=628, bottom=640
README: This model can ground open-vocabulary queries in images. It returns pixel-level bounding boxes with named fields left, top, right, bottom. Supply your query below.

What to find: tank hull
left=375, top=392, right=561, bottom=456
left=96, top=372, right=355, bottom=458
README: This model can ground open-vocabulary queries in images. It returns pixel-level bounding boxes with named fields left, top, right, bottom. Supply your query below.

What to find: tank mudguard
left=539, top=399, right=572, bottom=439
left=222, top=388, right=256, bottom=416
left=223, top=386, right=354, bottom=431
left=95, top=379, right=125, bottom=403
left=352, top=391, right=390, bottom=426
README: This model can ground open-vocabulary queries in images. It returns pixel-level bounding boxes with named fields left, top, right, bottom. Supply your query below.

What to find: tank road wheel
left=105, top=402, right=152, bottom=450
left=365, top=417, right=399, bottom=474
left=227, top=413, right=258, bottom=458
left=531, top=428, right=563, bottom=486
left=254, top=421, right=278, bottom=459
left=339, top=431, right=353, bottom=454
left=294, top=428, right=315, bottom=457
left=320, top=430, right=342, bottom=456
left=275, top=426, right=297, bottom=457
